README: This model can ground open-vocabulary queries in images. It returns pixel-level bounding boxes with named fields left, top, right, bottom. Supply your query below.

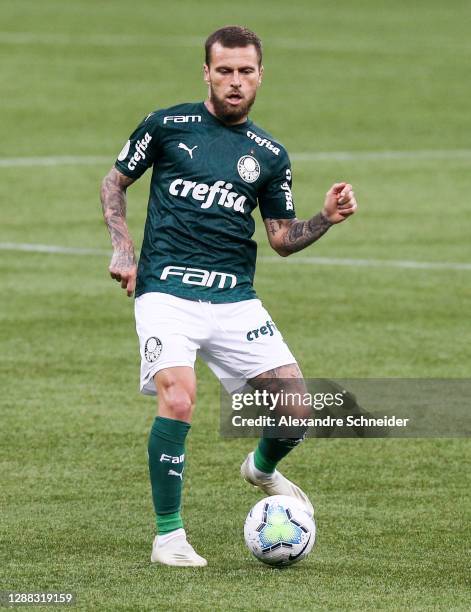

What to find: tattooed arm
left=100, top=167, right=137, bottom=296
left=264, top=182, right=358, bottom=257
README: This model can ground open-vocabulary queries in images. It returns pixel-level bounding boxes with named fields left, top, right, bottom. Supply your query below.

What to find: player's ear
left=203, top=63, right=210, bottom=84
left=258, top=65, right=264, bottom=85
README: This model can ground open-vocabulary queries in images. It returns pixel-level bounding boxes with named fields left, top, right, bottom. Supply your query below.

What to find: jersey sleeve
left=114, top=112, right=161, bottom=179
left=258, top=149, right=296, bottom=219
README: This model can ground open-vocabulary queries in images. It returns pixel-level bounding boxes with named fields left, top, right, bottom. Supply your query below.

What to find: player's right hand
left=109, top=249, right=137, bottom=297
left=322, top=182, right=358, bottom=224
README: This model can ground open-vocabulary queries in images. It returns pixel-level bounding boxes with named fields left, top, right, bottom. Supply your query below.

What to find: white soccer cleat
left=240, top=451, right=314, bottom=517
left=151, top=531, right=207, bottom=567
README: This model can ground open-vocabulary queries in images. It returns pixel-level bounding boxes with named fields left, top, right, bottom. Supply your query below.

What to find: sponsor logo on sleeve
left=282, top=168, right=294, bottom=210
left=246, top=130, right=280, bottom=155
left=127, top=132, right=152, bottom=170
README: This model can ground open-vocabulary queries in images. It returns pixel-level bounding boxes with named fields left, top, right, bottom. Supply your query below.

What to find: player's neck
left=204, top=99, right=248, bottom=126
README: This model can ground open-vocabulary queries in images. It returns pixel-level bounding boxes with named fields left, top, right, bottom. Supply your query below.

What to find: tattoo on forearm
left=109, top=248, right=135, bottom=271
left=282, top=212, right=332, bottom=254
left=100, top=168, right=136, bottom=263
left=268, top=219, right=283, bottom=236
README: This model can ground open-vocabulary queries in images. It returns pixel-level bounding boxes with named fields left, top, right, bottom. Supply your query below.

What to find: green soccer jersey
left=115, top=101, right=296, bottom=303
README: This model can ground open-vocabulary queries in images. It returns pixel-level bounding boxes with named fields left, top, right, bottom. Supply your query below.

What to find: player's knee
left=155, top=368, right=196, bottom=421
left=164, top=392, right=194, bottom=421
left=157, top=380, right=196, bottom=421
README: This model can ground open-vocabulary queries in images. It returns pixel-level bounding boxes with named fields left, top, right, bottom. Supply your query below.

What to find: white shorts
left=134, top=292, right=297, bottom=395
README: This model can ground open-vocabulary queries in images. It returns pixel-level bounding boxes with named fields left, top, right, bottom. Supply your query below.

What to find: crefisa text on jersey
left=169, top=179, right=247, bottom=212
left=127, top=132, right=153, bottom=171
left=246, top=130, right=280, bottom=156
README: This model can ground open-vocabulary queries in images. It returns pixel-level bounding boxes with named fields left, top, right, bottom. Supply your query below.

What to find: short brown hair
left=205, top=26, right=262, bottom=66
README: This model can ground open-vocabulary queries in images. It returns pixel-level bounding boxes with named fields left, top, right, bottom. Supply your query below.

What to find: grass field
left=1, top=0, right=470, bottom=610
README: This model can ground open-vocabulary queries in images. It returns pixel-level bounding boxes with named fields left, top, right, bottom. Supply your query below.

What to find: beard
left=209, top=86, right=256, bottom=124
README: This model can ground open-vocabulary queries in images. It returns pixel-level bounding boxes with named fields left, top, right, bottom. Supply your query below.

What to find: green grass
left=1, top=0, right=470, bottom=610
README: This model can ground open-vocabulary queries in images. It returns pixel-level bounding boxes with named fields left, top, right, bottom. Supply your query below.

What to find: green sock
left=254, top=437, right=302, bottom=473
left=148, top=416, right=190, bottom=534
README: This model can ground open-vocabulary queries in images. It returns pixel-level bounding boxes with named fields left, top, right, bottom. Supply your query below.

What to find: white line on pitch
left=0, top=31, right=204, bottom=47
left=259, top=255, right=471, bottom=271
left=291, top=150, right=471, bottom=162
left=0, top=156, right=109, bottom=168
left=0, top=242, right=109, bottom=256
left=2, top=150, right=471, bottom=169
left=0, top=242, right=469, bottom=272
left=0, top=31, right=464, bottom=55
left=0, top=32, right=391, bottom=51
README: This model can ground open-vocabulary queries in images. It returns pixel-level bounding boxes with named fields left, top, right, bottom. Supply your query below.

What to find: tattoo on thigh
left=253, top=363, right=303, bottom=379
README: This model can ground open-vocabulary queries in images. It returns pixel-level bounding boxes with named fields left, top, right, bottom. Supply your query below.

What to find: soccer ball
left=244, top=495, right=316, bottom=567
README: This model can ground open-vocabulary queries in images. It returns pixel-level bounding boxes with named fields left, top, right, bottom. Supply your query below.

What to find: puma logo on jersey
left=169, top=179, right=246, bottom=213
left=168, top=469, right=183, bottom=480
left=178, top=142, right=198, bottom=159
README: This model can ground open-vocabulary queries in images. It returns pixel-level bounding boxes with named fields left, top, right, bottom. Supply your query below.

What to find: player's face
left=204, top=43, right=263, bottom=125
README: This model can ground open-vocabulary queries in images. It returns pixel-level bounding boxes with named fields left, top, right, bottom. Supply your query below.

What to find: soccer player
left=100, top=25, right=357, bottom=567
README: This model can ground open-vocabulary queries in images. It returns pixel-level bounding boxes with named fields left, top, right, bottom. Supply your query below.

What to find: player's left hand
left=109, top=249, right=137, bottom=297
left=322, top=182, right=358, bottom=224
